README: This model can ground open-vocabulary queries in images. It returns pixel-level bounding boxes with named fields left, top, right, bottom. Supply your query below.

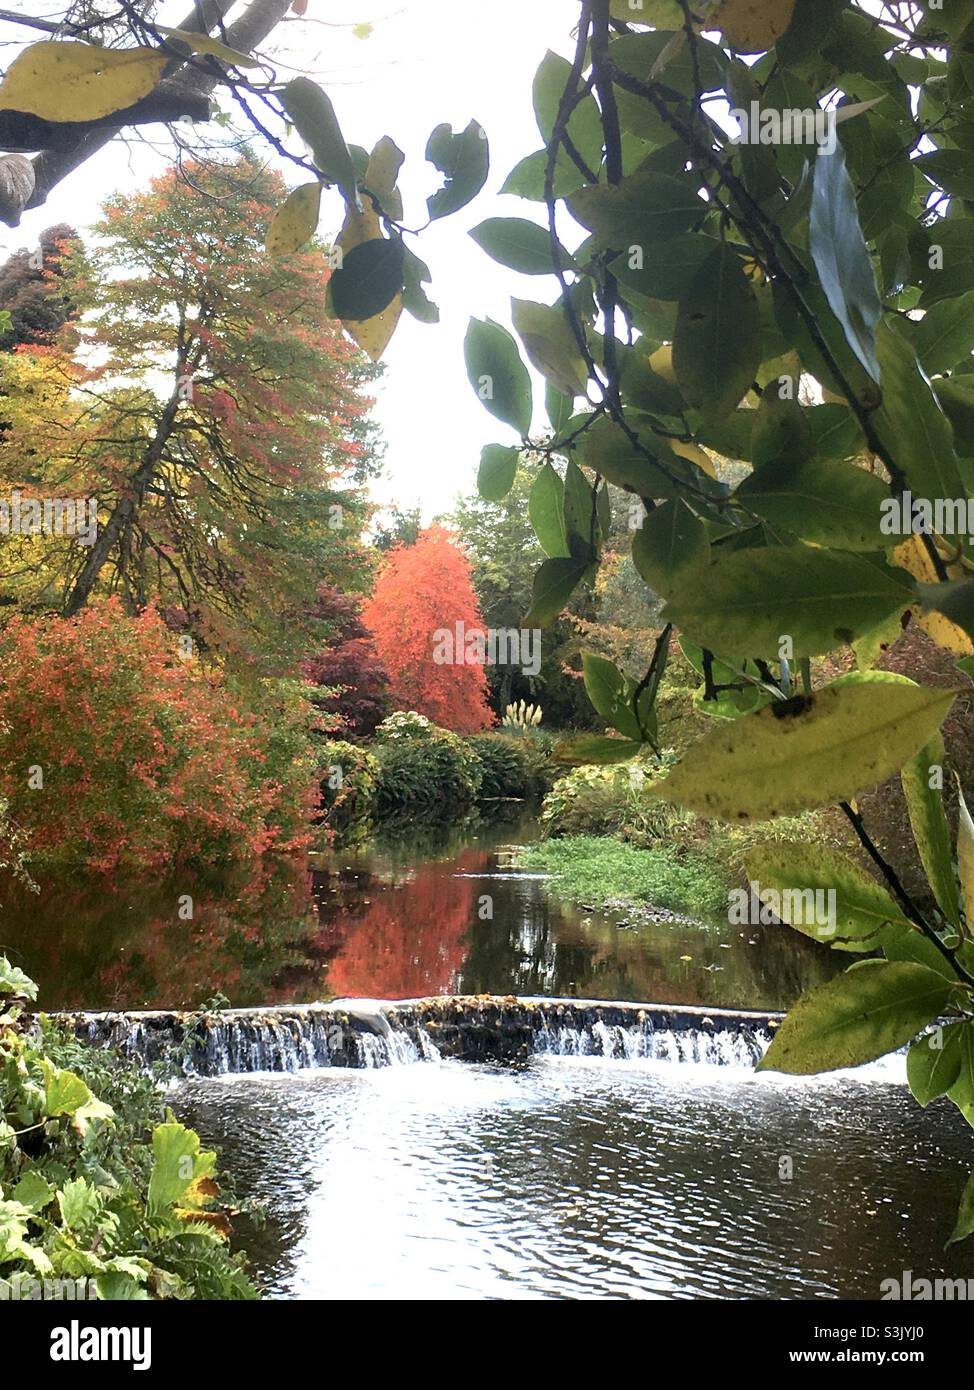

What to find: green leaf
left=12, top=1172, right=53, bottom=1213
left=563, top=457, right=595, bottom=553
left=148, top=1121, right=217, bottom=1217
left=501, top=149, right=587, bottom=201
left=757, top=961, right=953, bottom=1075
left=661, top=546, right=914, bottom=660
left=582, top=653, right=642, bottom=741
left=463, top=317, right=532, bottom=437
left=808, top=141, right=883, bottom=382
left=529, top=461, right=569, bottom=557
left=533, top=50, right=603, bottom=172
left=907, top=1022, right=966, bottom=1106
left=673, top=244, right=762, bottom=423
left=477, top=444, right=519, bottom=502
left=42, top=1062, right=93, bottom=1118
left=652, top=677, right=957, bottom=821
left=58, top=1177, right=101, bottom=1234
left=916, top=150, right=974, bottom=200
left=523, top=557, right=589, bottom=627
left=735, top=458, right=889, bottom=550
left=568, top=172, right=703, bottom=248
left=632, top=498, right=708, bottom=597
left=957, top=780, right=974, bottom=932
left=743, top=843, right=912, bottom=950
left=872, top=323, right=966, bottom=512
left=280, top=78, right=359, bottom=209
left=947, top=1168, right=974, bottom=1246
left=580, top=416, right=724, bottom=499
left=401, top=245, right=439, bottom=324
left=469, top=217, right=572, bottom=275
left=611, top=235, right=716, bottom=304
left=901, top=736, right=961, bottom=927
left=0, top=956, right=37, bottom=1000
left=545, top=383, right=574, bottom=433
left=511, top=297, right=587, bottom=398
left=425, top=120, right=488, bottom=220
left=904, top=291, right=974, bottom=376
left=552, top=734, right=644, bottom=765
left=329, top=238, right=403, bottom=321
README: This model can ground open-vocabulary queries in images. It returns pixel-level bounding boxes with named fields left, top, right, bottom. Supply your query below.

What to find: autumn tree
left=302, top=582, right=391, bottom=737
left=362, top=524, right=494, bottom=734
left=0, top=224, right=78, bottom=351
left=0, top=153, right=380, bottom=670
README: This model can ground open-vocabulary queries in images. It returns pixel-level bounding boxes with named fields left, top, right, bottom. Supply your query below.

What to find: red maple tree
left=362, top=525, right=495, bottom=734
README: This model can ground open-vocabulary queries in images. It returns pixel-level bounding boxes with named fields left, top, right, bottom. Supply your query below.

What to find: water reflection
left=0, top=816, right=837, bottom=1012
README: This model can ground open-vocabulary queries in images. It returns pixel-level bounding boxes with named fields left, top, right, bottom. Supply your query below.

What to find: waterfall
left=53, top=995, right=788, bottom=1077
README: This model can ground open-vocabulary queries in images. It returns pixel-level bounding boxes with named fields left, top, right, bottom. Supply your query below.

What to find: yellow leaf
left=653, top=677, right=958, bottom=821
left=364, top=136, right=404, bottom=220
left=266, top=182, right=322, bottom=257
left=648, top=343, right=676, bottom=382
left=671, top=439, right=716, bottom=478
left=342, top=294, right=403, bottom=361
left=337, top=202, right=381, bottom=255
left=154, top=26, right=261, bottom=68
left=714, top=0, right=797, bottom=52
left=0, top=41, right=166, bottom=122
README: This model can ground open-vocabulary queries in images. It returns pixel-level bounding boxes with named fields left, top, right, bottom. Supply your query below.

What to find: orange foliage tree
left=362, top=525, right=494, bottom=734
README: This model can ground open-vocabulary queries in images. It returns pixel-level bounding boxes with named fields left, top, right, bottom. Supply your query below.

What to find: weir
left=50, top=995, right=781, bottom=1076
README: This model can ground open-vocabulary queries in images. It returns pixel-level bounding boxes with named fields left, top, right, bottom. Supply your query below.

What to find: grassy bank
left=518, top=835, right=731, bottom=923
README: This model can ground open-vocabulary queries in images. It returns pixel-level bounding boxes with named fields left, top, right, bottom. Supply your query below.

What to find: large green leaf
left=631, top=498, right=708, bottom=596
left=581, top=416, right=724, bottom=498
left=148, top=1121, right=217, bottom=1217
left=758, top=961, right=954, bottom=1075
left=735, top=458, right=889, bottom=550
left=673, top=244, right=762, bottom=423
left=533, top=50, right=604, bottom=172
left=948, top=1168, right=974, bottom=1246
left=907, top=1021, right=966, bottom=1106
left=281, top=78, right=359, bottom=208
left=329, top=238, right=403, bottom=321
left=901, top=736, right=961, bottom=927
left=905, top=291, right=974, bottom=376
left=652, top=677, right=957, bottom=821
left=529, top=461, right=569, bottom=557
left=661, top=546, right=914, bottom=659
left=477, top=444, right=519, bottom=502
left=582, top=653, right=642, bottom=742
left=808, top=142, right=883, bottom=381
left=469, top=217, right=571, bottom=275
left=743, top=843, right=912, bottom=950
left=568, top=171, right=703, bottom=248
left=522, top=556, right=589, bottom=627
left=426, top=120, right=488, bottom=220
left=872, top=324, right=967, bottom=516
left=552, top=733, right=644, bottom=765
left=464, top=317, right=532, bottom=436
left=511, top=297, right=587, bottom=398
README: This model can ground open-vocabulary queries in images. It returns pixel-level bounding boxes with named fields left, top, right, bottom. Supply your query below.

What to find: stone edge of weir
left=37, top=995, right=784, bottom=1075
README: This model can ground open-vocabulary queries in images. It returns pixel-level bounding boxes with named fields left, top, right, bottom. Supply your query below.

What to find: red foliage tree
left=302, top=582, right=391, bottom=737
left=361, top=525, right=495, bottom=734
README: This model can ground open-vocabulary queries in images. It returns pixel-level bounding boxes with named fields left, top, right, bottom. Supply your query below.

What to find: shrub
left=373, top=711, right=482, bottom=814
left=465, top=732, right=551, bottom=801
left=317, top=739, right=379, bottom=841
left=0, top=600, right=319, bottom=871
left=0, top=958, right=256, bottom=1300
left=539, top=754, right=693, bottom=842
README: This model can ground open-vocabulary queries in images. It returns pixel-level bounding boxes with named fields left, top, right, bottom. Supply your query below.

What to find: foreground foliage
left=0, top=960, right=256, bottom=1299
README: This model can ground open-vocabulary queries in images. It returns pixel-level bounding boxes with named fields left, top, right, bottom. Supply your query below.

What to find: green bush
left=539, top=754, right=695, bottom=842
left=0, top=959, right=256, bottom=1300
left=373, top=711, right=482, bottom=815
left=465, top=732, right=550, bottom=801
left=317, top=739, right=379, bottom=843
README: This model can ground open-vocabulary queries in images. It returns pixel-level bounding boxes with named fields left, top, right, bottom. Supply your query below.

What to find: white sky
left=0, top=0, right=581, bottom=520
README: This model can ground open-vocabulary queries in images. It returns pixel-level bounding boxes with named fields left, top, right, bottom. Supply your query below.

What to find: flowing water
left=6, top=815, right=974, bottom=1299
